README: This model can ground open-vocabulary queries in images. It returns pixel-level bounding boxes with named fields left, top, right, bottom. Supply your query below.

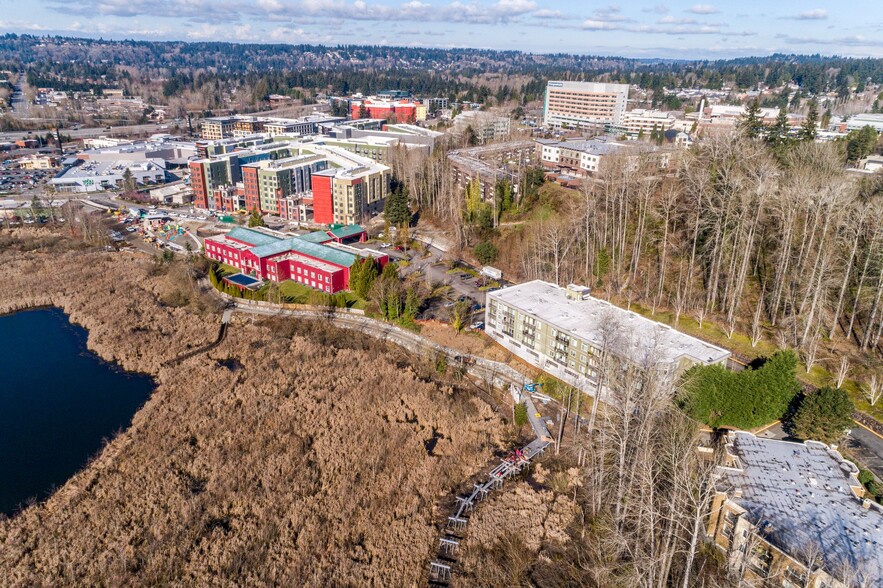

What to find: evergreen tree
left=845, top=125, right=879, bottom=163
left=767, top=108, right=792, bottom=152
left=122, top=168, right=136, bottom=193
left=790, top=387, right=854, bottom=445
left=349, top=258, right=378, bottom=299
left=800, top=98, right=819, bottom=142
left=473, top=241, right=498, bottom=265
left=384, top=182, right=410, bottom=227
left=247, top=208, right=265, bottom=227
left=739, top=99, right=763, bottom=139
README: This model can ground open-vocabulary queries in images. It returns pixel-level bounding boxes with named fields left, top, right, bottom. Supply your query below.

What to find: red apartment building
left=204, top=226, right=384, bottom=293
left=242, top=165, right=261, bottom=212
left=311, top=171, right=334, bottom=225
left=350, top=99, right=417, bottom=124
left=189, top=161, right=209, bottom=209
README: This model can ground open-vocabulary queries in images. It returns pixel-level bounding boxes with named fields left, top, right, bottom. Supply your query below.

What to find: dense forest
left=2, top=34, right=883, bottom=111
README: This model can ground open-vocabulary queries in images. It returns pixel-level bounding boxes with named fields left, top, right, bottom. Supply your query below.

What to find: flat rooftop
left=55, top=159, right=165, bottom=179
left=488, top=280, right=730, bottom=366
left=720, top=432, right=883, bottom=584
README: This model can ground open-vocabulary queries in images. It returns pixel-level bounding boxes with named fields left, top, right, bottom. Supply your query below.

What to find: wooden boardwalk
left=428, top=386, right=552, bottom=586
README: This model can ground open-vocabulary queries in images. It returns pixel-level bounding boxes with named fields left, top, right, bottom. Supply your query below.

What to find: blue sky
left=0, top=0, right=881, bottom=59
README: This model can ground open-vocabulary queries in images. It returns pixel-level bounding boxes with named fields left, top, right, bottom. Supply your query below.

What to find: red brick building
left=242, top=165, right=260, bottom=212
left=189, top=161, right=209, bottom=209
left=204, top=226, right=384, bottom=293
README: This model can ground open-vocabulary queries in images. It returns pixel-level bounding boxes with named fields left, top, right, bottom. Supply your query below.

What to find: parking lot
left=0, top=164, right=53, bottom=194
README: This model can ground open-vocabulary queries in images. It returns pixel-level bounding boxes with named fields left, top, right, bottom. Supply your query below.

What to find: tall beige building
left=543, top=81, right=629, bottom=129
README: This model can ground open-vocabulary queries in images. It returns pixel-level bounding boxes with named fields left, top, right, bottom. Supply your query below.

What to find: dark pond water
left=0, top=307, right=154, bottom=515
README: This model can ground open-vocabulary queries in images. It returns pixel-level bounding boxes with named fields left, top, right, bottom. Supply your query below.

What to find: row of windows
left=291, top=272, right=331, bottom=292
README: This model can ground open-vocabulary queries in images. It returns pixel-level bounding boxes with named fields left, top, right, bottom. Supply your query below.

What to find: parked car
left=469, top=321, right=485, bottom=330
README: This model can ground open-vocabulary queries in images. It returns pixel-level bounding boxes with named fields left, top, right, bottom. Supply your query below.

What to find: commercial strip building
left=204, top=225, right=387, bottom=293
left=49, top=159, right=167, bottom=193
left=543, top=81, right=629, bottom=129
left=485, top=281, right=730, bottom=391
left=536, top=136, right=675, bottom=177
left=831, top=112, right=883, bottom=133
left=17, top=154, right=58, bottom=170
left=707, top=432, right=883, bottom=587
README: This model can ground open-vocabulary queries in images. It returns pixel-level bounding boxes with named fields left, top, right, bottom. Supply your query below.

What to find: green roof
left=251, top=237, right=358, bottom=268
left=328, top=224, right=365, bottom=239
left=298, top=230, right=332, bottom=243
left=225, top=227, right=281, bottom=247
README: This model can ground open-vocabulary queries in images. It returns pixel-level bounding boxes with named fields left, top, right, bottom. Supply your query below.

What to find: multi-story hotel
left=312, top=164, right=388, bottom=226
left=189, top=138, right=390, bottom=224
left=707, top=432, right=883, bottom=588
left=485, top=281, right=729, bottom=392
left=543, top=81, right=629, bottom=129
left=200, top=117, right=239, bottom=140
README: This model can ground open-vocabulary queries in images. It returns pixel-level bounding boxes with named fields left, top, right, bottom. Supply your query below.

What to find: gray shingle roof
left=720, top=432, right=883, bottom=584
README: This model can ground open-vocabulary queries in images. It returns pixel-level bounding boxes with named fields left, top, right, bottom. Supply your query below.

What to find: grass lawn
left=275, top=280, right=366, bottom=309
left=216, top=262, right=241, bottom=277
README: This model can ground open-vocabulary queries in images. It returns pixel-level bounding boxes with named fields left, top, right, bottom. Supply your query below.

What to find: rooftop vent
left=565, top=284, right=591, bottom=301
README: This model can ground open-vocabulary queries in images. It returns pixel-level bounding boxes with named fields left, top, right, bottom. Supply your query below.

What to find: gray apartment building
left=485, top=281, right=730, bottom=392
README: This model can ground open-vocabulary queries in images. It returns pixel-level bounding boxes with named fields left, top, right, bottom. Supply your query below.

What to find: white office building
left=543, top=81, right=629, bottom=129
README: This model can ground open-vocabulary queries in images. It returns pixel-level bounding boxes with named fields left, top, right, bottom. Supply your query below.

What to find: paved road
left=0, top=122, right=175, bottom=142
left=847, top=424, right=883, bottom=480
left=9, top=85, right=31, bottom=119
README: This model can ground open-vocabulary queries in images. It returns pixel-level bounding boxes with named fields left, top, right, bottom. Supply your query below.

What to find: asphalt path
left=846, top=424, right=883, bottom=480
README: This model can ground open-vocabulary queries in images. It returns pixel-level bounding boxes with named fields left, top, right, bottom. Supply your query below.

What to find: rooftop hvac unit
left=565, top=284, right=591, bottom=301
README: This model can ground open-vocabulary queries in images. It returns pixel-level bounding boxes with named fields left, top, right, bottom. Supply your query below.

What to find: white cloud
left=658, top=16, right=700, bottom=24
left=493, top=0, right=537, bottom=14
left=582, top=20, right=618, bottom=31
left=532, top=8, right=565, bottom=19
left=687, top=4, right=718, bottom=14
left=793, top=8, right=828, bottom=20
left=257, top=0, right=284, bottom=10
